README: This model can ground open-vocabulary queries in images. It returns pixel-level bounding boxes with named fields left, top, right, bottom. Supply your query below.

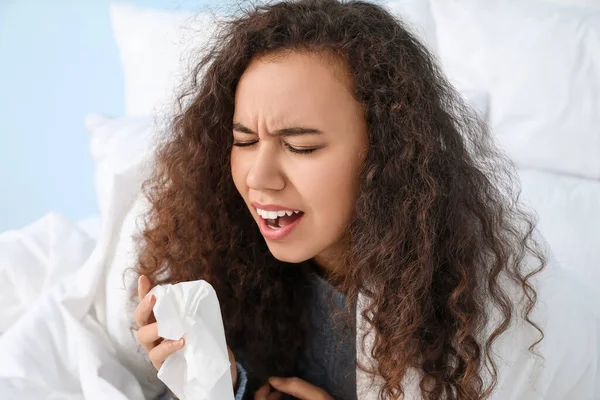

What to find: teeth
left=256, top=208, right=302, bottom=220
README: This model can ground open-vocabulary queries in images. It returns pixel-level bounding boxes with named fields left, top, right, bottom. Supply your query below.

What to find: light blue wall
left=0, top=0, right=215, bottom=232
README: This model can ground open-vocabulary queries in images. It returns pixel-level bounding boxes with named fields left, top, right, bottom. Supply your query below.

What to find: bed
left=1, top=0, right=599, bottom=398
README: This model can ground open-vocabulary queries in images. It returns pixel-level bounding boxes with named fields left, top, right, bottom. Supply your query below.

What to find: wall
left=0, top=0, right=213, bottom=231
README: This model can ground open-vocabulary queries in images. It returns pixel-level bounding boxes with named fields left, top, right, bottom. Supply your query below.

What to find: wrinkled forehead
left=234, top=50, right=362, bottom=129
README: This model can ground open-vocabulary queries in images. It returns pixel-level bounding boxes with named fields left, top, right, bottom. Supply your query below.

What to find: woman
left=133, top=0, right=599, bottom=399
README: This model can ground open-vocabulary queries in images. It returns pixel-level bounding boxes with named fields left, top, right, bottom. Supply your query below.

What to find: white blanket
left=0, top=213, right=95, bottom=334
left=0, top=159, right=164, bottom=400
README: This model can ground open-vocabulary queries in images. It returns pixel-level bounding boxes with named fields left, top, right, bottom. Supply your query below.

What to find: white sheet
left=0, top=213, right=95, bottom=334
left=0, top=156, right=164, bottom=399
left=76, top=215, right=102, bottom=241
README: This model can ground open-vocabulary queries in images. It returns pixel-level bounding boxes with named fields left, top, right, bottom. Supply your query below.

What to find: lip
left=257, top=212, right=304, bottom=240
left=250, top=201, right=301, bottom=212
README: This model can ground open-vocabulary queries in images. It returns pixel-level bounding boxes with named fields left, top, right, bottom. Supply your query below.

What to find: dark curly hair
left=135, top=0, right=546, bottom=398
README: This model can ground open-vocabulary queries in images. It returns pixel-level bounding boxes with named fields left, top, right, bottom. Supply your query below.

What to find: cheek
left=230, top=151, right=247, bottom=195
left=299, top=154, right=362, bottom=223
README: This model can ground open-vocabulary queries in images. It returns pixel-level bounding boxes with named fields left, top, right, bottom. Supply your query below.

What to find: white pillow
left=430, top=0, right=600, bottom=180
left=461, top=89, right=490, bottom=121
left=518, top=167, right=600, bottom=285
left=110, top=1, right=440, bottom=117
left=542, top=0, right=600, bottom=10
left=84, top=114, right=158, bottom=216
left=109, top=3, right=218, bottom=117
left=385, top=0, right=438, bottom=52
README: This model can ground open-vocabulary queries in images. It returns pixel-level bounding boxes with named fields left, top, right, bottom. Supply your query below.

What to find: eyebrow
left=232, top=122, right=323, bottom=137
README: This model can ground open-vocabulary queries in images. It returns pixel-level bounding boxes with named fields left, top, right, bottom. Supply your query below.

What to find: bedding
left=0, top=213, right=95, bottom=334
left=0, top=149, right=163, bottom=399
left=109, top=3, right=218, bottom=117
left=77, top=215, right=102, bottom=240
left=109, top=1, right=439, bottom=118
left=1, top=1, right=599, bottom=398
left=429, top=0, right=600, bottom=179
left=85, top=113, right=159, bottom=216
left=517, top=168, right=600, bottom=283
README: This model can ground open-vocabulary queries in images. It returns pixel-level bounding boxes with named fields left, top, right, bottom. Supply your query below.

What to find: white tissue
left=148, top=280, right=234, bottom=400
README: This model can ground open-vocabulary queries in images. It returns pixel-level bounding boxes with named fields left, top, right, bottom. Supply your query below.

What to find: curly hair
left=135, top=0, right=546, bottom=398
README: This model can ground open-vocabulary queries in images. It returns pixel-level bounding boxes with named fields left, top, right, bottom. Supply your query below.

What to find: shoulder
left=489, top=260, right=600, bottom=400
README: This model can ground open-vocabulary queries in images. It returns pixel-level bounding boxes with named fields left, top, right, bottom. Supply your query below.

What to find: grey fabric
left=295, top=272, right=357, bottom=400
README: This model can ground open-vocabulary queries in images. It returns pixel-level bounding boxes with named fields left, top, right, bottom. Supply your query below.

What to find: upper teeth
left=256, top=208, right=300, bottom=219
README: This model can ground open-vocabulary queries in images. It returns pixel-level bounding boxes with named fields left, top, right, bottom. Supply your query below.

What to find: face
left=231, top=51, right=368, bottom=270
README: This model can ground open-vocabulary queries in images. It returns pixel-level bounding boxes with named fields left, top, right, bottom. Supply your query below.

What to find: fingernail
left=269, top=377, right=282, bottom=387
left=145, top=294, right=154, bottom=304
left=174, top=338, right=184, bottom=346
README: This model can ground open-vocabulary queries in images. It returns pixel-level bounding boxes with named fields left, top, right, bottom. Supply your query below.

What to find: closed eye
left=232, top=140, right=258, bottom=147
left=285, top=144, right=317, bottom=154
left=232, top=139, right=320, bottom=154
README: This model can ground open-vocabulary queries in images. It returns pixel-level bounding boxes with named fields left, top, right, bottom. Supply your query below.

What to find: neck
left=311, top=251, right=345, bottom=286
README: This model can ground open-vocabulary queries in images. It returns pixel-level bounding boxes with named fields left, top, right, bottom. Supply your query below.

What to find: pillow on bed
left=385, top=0, right=438, bottom=52
left=109, top=2, right=439, bottom=117
left=430, top=0, right=600, bottom=180
left=84, top=114, right=159, bottom=217
left=542, top=0, right=600, bottom=10
left=109, top=3, right=218, bottom=117
left=518, top=168, right=600, bottom=285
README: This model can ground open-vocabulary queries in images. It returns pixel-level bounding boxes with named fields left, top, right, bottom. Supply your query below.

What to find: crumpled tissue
left=148, top=280, right=234, bottom=400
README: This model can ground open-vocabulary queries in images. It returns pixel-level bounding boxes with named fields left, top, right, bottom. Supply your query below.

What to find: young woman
left=132, top=0, right=599, bottom=399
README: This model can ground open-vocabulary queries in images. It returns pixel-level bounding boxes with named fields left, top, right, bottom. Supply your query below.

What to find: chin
left=265, top=242, right=316, bottom=264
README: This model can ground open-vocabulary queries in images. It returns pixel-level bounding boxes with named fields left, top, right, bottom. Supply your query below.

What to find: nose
left=246, top=143, right=286, bottom=192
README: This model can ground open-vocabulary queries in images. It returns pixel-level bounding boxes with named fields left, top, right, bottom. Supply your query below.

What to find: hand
left=254, top=377, right=333, bottom=400
left=134, top=275, right=238, bottom=388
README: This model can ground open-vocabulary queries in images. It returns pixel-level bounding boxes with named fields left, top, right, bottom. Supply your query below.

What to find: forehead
left=234, top=51, right=360, bottom=125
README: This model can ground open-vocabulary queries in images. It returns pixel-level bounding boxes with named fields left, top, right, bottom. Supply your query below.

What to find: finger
left=137, top=275, right=151, bottom=301
left=136, top=322, right=160, bottom=351
left=268, top=377, right=331, bottom=400
left=268, top=392, right=282, bottom=400
left=148, top=338, right=184, bottom=371
left=134, top=292, right=156, bottom=328
left=254, top=382, right=273, bottom=400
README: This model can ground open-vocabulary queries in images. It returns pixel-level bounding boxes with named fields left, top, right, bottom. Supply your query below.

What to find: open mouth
left=256, top=208, right=304, bottom=229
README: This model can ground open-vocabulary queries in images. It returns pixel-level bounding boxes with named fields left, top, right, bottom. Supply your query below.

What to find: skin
left=135, top=51, right=367, bottom=399
left=134, top=275, right=238, bottom=387
left=231, top=50, right=368, bottom=275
